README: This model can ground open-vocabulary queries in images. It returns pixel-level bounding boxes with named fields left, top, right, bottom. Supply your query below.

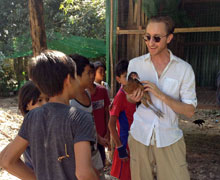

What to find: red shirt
left=91, top=84, right=110, bottom=137
left=110, top=87, right=136, bottom=180
left=110, top=87, right=136, bottom=131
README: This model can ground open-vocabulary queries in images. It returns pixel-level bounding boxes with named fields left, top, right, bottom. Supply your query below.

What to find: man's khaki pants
left=128, top=134, right=190, bottom=180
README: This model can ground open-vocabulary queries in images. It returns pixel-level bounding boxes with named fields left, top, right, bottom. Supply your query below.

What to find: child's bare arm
left=74, top=141, right=99, bottom=180
left=0, top=136, right=36, bottom=180
left=108, top=115, right=122, bottom=147
left=97, top=134, right=109, bottom=147
left=104, top=106, right=110, bottom=140
left=108, top=115, right=129, bottom=162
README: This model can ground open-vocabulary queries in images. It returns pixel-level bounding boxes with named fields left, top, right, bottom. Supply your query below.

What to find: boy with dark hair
left=69, top=54, right=94, bottom=112
left=94, top=61, right=110, bottom=95
left=88, top=63, right=111, bottom=166
left=0, top=50, right=98, bottom=180
left=69, top=54, right=104, bottom=178
left=108, top=60, right=136, bottom=180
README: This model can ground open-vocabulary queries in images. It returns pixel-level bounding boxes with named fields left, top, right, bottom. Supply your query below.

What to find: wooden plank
left=128, top=0, right=134, bottom=26
left=110, top=0, right=114, bottom=97
left=141, top=9, right=145, bottom=26
left=133, top=3, right=137, bottom=24
left=136, top=0, right=141, bottom=26
left=117, top=26, right=220, bottom=35
left=175, top=27, right=220, bottom=33
left=112, top=0, right=118, bottom=96
left=127, top=0, right=134, bottom=59
left=134, top=0, right=141, bottom=56
left=117, top=29, right=145, bottom=34
left=105, top=0, right=110, bottom=85
left=182, top=41, right=220, bottom=46
left=183, top=0, right=220, bottom=4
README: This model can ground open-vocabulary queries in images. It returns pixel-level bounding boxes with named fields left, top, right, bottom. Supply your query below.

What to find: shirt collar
left=144, top=49, right=179, bottom=63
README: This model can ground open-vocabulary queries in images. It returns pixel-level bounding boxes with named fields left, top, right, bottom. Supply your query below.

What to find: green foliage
left=0, top=58, right=17, bottom=96
left=0, top=0, right=106, bottom=96
left=0, top=0, right=106, bottom=58
left=0, top=0, right=30, bottom=57
left=0, top=52, right=5, bottom=70
left=59, top=0, right=106, bottom=38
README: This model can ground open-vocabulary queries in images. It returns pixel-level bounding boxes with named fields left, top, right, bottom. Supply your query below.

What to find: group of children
left=0, top=50, right=134, bottom=180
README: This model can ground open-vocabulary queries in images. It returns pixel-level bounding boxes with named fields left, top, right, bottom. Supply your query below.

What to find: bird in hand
left=124, top=72, right=164, bottom=118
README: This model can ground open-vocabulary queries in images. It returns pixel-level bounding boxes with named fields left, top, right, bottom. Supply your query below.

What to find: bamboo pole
left=110, top=0, right=114, bottom=98
left=175, top=27, right=220, bottom=33
left=112, top=0, right=118, bottom=96
left=106, top=0, right=110, bottom=87
left=127, top=0, right=134, bottom=59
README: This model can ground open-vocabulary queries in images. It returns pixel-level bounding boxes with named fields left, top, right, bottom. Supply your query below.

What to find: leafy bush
left=0, top=53, right=18, bottom=96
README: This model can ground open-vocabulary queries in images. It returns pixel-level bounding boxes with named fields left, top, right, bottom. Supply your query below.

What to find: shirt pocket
left=162, top=77, right=179, bottom=98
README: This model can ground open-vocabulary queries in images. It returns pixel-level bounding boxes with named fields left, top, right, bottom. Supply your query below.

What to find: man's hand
left=126, top=88, right=143, bottom=103
left=142, top=81, right=165, bottom=100
left=142, top=81, right=195, bottom=118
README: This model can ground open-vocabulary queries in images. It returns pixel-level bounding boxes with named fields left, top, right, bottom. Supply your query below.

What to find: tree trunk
left=28, top=0, right=47, bottom=56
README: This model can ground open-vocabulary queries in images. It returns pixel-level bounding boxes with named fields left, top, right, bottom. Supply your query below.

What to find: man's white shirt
left=128, top=50, right=197, bottom=148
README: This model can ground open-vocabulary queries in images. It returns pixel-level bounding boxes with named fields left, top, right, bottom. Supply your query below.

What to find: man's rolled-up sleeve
left=180, top=65, right=197, bottom=108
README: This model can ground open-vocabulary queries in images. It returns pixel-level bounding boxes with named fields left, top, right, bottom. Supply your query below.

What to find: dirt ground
left=0, top=96, right=220, bottom=180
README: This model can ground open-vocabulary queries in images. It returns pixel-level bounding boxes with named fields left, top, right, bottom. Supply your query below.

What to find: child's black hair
left=18, top=81, right=41, bottom=116
left=115, top=60, right=128, bottom=77
left=90, top=62, right=95, bottom=71
left=28, top=50, right=76, bottom=97
left=69, top=54, right=90, bottom=76
left=93, top=61, right=106, bottom=71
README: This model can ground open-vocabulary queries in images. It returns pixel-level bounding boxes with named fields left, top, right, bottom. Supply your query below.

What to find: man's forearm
left=160, top=93, right=195, bottom=118
left=142, top=80, right=196, bottom=118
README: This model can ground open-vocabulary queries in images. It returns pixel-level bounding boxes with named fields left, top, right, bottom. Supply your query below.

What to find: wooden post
left=127, top=0, right=134, bottom=60
left=106, top=0, right=111, bottom=87
left=110, top=0, right=114, bottom=98
left=28, top=0, right=47, bottom=56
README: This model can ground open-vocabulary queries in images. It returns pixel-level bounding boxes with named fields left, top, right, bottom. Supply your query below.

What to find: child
left=18, top=81, right=49, bottom=116
left=18, top=81, right=49, bottom=169
left=0, top=50, right=98, bottom=180
left=69, top=54, right=94, bottom=113
left=108, top=60, right=136, bottom=180
left=93, top=61, right=110, bottom=96
left=88, top=63, right=111, bottom=166
left=69, top=54, right=104, bottom=176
